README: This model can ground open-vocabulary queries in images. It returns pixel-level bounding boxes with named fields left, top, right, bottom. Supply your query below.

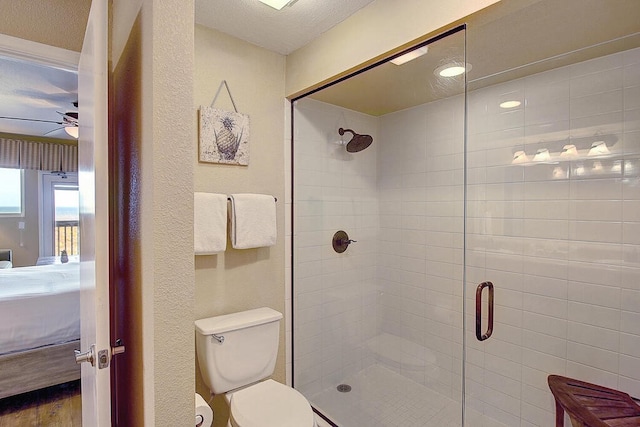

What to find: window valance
left=0, top=138, right=78, bottom=172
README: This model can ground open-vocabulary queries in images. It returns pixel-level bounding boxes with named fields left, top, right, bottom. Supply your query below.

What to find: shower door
left=463, top=3, right=640, bottom=423
left=291, top=27, right=467, bottom=427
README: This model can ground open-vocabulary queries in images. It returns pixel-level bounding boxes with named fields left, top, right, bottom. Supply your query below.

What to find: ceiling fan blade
left=43, top=126, right=65, bottom=136
left=0, top=116, right=63, bottom=125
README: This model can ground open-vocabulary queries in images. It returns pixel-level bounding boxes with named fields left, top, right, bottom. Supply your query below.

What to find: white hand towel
left=229, top=193, right=277, bottom=249
left=194, top=192, right=228, bottom=255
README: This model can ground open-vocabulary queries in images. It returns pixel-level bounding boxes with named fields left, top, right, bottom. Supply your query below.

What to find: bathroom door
left=78, top=0, right=112, bottom=424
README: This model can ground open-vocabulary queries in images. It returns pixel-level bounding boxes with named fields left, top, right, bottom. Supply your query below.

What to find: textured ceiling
left=0, top=0, right=91, bottom=52
left=195, top=0, right=376, bottom=55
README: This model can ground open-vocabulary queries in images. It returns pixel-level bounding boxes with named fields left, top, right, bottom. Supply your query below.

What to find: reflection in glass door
left=464, top=34, right=640, bottom=427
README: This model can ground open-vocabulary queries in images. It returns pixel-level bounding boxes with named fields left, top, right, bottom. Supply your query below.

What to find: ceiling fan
left=0, top=102, right=79, bottom=138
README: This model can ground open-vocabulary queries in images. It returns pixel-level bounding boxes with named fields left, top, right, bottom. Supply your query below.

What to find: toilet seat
left=229, top=379, right=315, bottom=427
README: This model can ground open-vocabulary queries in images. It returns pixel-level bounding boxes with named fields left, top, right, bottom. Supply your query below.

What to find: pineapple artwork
left=199, top=106, right=250, bottom=165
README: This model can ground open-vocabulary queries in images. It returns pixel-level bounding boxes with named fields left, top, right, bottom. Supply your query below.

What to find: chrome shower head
left=338, top=128, right=373, bottom=153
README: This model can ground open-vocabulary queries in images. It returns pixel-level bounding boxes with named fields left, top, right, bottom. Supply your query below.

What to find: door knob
left=74, top=344, right=95, bottom=366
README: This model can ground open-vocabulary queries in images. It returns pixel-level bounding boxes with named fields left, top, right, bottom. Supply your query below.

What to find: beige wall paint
left=194, top=25, right=286, bottom=427
left=285, top=0, right=500, bottom=96
left=149, top=0, right=195, bottom=425
left=0, top=169, right=39, bottom=267
left=0, top=0, right=90, bottom=52
left=111, top=0, right=195, bottom=425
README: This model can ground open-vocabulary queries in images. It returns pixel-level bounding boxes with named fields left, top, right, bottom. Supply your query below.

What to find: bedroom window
left=40, top=172, right=79, bottom=258
left=0, top=168, right=24, bottom=216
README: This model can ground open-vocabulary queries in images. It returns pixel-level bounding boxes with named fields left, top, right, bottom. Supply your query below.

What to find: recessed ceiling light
left=434, top=63, right=472, bottom=77
left=390, top=46, right=429, bottom=66
left=499, top=100, right=521, bottom=109
left=258, top=0, right=291, bottom=10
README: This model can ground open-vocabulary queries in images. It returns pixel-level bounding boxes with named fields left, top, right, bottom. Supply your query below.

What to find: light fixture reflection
left=533, top=148, right=551, bottom=162
left=500, top=100, right=521, bottom=109
left=588, top=140, right=610, bottom=156
left=64, top=126, right=79, bottom=139
left=512, top=150, right=528, bottom=164
left=611, top=161, right=622, bottom=174
left=435, top=63, right=472, bottom=77
left=553, top=166, right=566, bottom=179
left=391, top=46, right=429, bottom=65
left=592, top=161, right=603, bottom=172
left=560, top=144, right=578, bottom=158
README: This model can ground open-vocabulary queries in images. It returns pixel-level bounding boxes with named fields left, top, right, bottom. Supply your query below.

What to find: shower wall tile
left=567, top=341, right=619, bottom=373
left=619, top=376, right=640, bottom=399
left=571, top=90, right=624, bottom=119
left=293, top=98, right=379, bottom=396
left=520, top=402, right=555, bottom=427
left=567, top=281, right=621, bottom=309
left=568, top=321, right=620, bottom=353
left=566, top=361, right=619, bottom=390
left=621, top=289, right=640, bottom=313
left=570, top=67, right=623, bottom=97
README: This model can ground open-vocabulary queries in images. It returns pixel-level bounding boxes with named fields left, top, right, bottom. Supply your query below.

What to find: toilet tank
left=195, top=307, right=283, bottom=395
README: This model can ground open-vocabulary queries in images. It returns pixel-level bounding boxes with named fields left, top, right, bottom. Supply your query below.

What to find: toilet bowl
left=225, top=379, right=315, bottom=427
left=195, top=307, right=316, bottom=427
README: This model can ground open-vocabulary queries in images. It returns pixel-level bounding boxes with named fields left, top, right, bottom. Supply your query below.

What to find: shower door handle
left=475, top=281, right=494, bottom=341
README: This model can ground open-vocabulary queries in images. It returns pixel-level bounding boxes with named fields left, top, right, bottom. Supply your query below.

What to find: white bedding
left=0, top=263, right=80, bottom=355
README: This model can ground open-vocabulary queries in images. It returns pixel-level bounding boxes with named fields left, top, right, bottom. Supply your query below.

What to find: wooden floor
left=0, top=381, right=81, bottom=427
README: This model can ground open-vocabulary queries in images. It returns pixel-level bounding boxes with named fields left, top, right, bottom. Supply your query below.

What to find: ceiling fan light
left=65, top=126, right=79, bottom=139
left=258, top=0, right=290, bottom=10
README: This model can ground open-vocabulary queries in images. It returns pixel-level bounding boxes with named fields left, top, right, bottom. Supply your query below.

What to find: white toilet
left=195, top=307, right=316, bottom=427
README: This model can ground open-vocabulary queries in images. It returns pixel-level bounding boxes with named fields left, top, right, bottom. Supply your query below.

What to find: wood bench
left=548, top=375, right=640, bottom=426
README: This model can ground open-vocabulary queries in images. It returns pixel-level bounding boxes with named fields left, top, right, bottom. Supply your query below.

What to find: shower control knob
left=332, top=230, right=356, bottom=253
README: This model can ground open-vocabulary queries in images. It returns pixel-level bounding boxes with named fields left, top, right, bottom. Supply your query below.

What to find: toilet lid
left=229, top=379, right=314, bottom=427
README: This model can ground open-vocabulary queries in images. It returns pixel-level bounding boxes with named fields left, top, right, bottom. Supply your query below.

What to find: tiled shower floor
left=310, top=364, right=463, bottom=427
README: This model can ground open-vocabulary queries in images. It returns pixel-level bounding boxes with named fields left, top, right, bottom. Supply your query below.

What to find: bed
left=0, top=263, right=81, bottom=399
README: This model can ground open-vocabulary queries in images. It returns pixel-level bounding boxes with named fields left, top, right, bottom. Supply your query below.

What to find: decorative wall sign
left=199, top=107, right=250, bottom=165
left=198, top=80, right=250, bottom=165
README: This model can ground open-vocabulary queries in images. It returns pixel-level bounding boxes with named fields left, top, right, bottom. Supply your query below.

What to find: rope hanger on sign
left=210, top=80, right=239, bottom=112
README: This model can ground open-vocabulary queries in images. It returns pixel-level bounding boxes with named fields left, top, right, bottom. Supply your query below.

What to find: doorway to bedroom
left=0, top=47, right=83, bottom=425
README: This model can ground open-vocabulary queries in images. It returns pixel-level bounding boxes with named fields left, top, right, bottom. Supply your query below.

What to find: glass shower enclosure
left=292, top=1, right=640, bottom=425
